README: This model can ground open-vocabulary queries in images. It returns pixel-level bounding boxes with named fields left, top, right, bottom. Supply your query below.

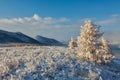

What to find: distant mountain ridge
left=36, top=35, right=64, bottom=46
left=0, top=30, right=41, bottom=44
left=0, top=30, right=64, bottom=46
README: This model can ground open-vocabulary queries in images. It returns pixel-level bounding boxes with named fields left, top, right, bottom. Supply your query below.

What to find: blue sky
left=0, top=0, right=120, bottom=42
left=0, top=0, right=120, bottom=19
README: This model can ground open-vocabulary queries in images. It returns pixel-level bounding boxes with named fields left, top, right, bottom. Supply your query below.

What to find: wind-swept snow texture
left=0, top=46, right=120, bottom=80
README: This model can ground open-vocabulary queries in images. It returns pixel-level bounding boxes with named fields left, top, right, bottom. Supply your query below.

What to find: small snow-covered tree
left=77, top=20, right=114, bottom=63
left=69, top=37, right=77, bottom=49
left=102, top=37, right=111, bottom=51
left=101, top=37, right=115, bottom=63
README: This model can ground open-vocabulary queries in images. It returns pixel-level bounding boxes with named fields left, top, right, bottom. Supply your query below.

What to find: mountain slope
left=0, top=30, right=40, bottom=44
left=36, top=35, right=64, bottom=46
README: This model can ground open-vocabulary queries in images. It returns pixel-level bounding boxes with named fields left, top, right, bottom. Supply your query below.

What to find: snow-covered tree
left=69, top=37, right=77, bottom=49
left=77, top=20, right=102, bottom=60
left=100, top=37, right=115, bottom=63
left=102, top=37, right=111, bottom=51
left=77, top=20, right=114, bottom=63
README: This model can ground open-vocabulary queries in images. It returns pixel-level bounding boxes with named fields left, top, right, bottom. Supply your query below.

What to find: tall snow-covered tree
left=77, top=20, right=114, bottom=63
left=77, top=20, right=102, bottom=60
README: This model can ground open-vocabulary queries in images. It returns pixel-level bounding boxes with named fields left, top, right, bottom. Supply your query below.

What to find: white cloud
left=78, top=14, right=119, bottom=26
left=78, top=18, right=96, bottom=23
left=33, top=14, right=41, bottom=21
left=0, top=14, right=120, bottom=42
left=0, top=14, right=78, bottom=41
left=44, top=17, right=53, bottom=21
left=111, top=14, right=119, bottom=17
left=96, top=14, right=120, bottom=26
left=103, top=31, right=120, bottom=43
left=97, top=18, right=118, bottom=26
left=0, top=14, right=70, bottom=25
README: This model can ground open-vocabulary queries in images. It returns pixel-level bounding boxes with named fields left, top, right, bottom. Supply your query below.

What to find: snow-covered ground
left=0, top=46, right=120, bottom=80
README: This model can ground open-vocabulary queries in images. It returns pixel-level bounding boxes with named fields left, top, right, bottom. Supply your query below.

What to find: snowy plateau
left=0, top=46, right=120, bottom=80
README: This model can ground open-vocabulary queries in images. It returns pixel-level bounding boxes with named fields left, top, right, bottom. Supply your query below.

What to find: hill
left=36, top=35, right=64, bottom=46
left=0, top=30, right=65, bottom=46
left=0, top=30, right=40, bottom=44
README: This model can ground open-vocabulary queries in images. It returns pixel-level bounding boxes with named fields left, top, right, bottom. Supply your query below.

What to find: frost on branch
left=77, top=20, right=114, bottom=63
left=69, top=37, right=77, bottom=49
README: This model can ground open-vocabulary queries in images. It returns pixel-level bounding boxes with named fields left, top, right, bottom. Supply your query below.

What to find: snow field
left=0, top=46, right=120, bottom=80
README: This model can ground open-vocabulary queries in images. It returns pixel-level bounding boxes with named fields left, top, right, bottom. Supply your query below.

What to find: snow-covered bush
left=77, top=20, right=114, bottom=63
left=0, top=46, right=120, bottom=80
left=69, top=37, right=77, bottom=49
